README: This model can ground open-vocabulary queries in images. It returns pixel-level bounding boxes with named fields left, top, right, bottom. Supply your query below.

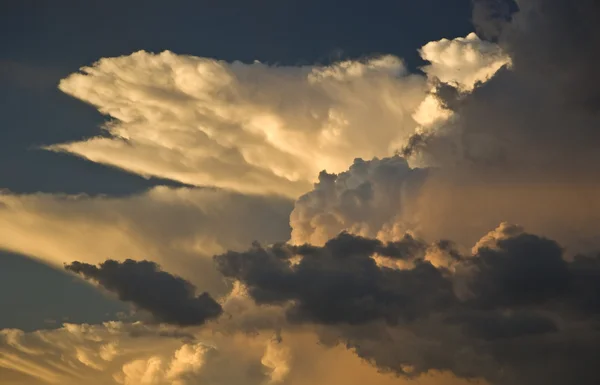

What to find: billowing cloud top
left=419, top=32, right=511, bottom=91
left=290, top=156, right=428, bottom=245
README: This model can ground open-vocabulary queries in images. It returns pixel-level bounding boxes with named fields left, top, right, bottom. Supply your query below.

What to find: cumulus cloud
left=215, top=232, right=452, bottom=326
left=114, top=343, right=211, bottom=385
left=215, top=224, right=600, bottom=385
left=419, top=32, right=511, bottom=91
left=288, top=156, right=600, bottom=255
left=65, top=259, right=222, bottom=326
left=289, top=156, right=428, bottom=245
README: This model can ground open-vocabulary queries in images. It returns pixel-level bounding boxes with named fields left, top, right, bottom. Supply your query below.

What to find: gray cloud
left=215, top=232, right=451, bottom=326
left=214, top=225, right=600, bottom=385
left=290, top=156, right=429, bottom=245
left=445, top=311, right=558, bottom=341
left=65, top=259, right=222, bottom=326
left=464, top=233, right=571, bottom=308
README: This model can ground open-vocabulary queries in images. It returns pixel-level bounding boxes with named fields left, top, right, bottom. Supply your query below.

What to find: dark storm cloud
left=216, top=229, right=600, bottom=325
left=215, top=226, right=600, bottom=385
left=568, top=253, right=600, bottom=313
left=377, top=233, right=428, bottom=260
left=65, top=259, right=222, bottom=326
left=465, top=234, right=571, bottom=308
left=215, top=232, right=447, bottom=325
left=445, top=311, right=558, bottom=341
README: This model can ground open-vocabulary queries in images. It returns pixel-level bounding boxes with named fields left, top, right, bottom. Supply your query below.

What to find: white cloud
left=419, top=33, right=511, bottom=91
left=49, top=51, right=428, bottom=197
left=46, top=39, right=507, bottom=198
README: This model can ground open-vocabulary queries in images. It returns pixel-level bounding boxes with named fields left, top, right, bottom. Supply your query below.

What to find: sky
left=1, top=1, right=600, bottom=385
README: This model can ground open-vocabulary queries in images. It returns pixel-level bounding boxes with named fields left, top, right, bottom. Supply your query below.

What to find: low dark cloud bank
left=65, top=259, right=222, bottom=326
left=215, top=230, right=600, bottom=385
left=216, top=232, right=445, bottom=325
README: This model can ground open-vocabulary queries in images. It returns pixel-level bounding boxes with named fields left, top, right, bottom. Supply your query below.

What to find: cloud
left=114, top=343, right=210, bottom=385
left=288, top=155, right=600, bottom=257
left=461, top=233, right=571, bottom=308
left=65, top=259, right=222, bottom=326
left=289, top=156, right=429, bottom=245
left=4, top=1, right=600, bottom=385
left=419, top=32, right=511, bottom=91
left=0, top=321, right=476, bottom=385
left=409, top=0, right=600, bottom=178
left=0, top=320, right=282, bottom=385
left=215, top=232, right=453, bottom=326
left=0, top=186, right=292, bottom=294
left=47, top=52, right=428, bottom=197
left=445, top=311, right=558, bottom=341
left=214, top=223, right=600, bottom=385
left=38, top=32, right=508, bottom=199
left=260, top=339, right=291, bottom=384
left=471, top=0, right=517, bottom=39
left=0, top=322, right=192, bottom=385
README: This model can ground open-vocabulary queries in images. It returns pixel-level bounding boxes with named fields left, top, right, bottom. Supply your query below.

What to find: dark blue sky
left=0, top=0, right=474, bottom=330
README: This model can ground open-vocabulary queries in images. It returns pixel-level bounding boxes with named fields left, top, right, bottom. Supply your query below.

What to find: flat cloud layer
left=0, top=321, right=479, bottom=385
left=0, top=187, right=292, bottom=293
